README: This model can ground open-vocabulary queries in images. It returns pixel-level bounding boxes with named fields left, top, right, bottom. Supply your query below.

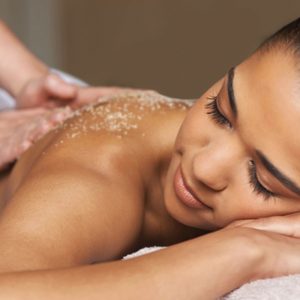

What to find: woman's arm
left=0, top=228, right=263, bottom=300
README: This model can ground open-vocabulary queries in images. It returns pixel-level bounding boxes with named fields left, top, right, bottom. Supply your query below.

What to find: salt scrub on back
left=54, top=90, right=195, bottom=143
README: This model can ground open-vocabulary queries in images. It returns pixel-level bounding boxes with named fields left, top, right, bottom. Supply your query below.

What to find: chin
left=163, top=190, right=218, bottom=231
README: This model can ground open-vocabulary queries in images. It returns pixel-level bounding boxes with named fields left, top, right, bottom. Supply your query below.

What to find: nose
left=192, top=139, right=244, bottom=191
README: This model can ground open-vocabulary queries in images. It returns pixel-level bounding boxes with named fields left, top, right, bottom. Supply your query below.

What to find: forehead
left=235, top=50, right=300, bottom=178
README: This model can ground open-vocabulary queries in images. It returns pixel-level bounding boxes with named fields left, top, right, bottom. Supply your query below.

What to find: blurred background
left=0, top=0, right=299, bottom=98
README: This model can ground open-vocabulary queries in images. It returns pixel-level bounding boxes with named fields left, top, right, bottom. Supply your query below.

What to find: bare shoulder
left=60, top=90, right=193, bottom=140
left=56, top=90, right=193, bottom=157
left=0, top=91, right=193, bottom=272
left=0, top=144, right=146, bottom=272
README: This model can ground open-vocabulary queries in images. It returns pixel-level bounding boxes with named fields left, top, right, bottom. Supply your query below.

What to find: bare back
left=0, top=91, right=198, bottom=273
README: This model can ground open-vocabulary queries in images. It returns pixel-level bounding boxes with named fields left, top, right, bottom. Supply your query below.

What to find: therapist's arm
left=0, top=20, right=48, bottom=97
left=0, top=20, right=77, bottom=108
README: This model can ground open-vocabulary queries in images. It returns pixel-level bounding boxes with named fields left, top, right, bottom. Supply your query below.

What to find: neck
left=138, top=109, right=204, bottom=248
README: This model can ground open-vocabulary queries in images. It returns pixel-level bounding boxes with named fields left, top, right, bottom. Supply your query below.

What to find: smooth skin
left=1, top=48, right=300, bottom=299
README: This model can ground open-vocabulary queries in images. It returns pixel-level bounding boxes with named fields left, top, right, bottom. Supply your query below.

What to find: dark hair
left=260, top=17, right=300, bottom=55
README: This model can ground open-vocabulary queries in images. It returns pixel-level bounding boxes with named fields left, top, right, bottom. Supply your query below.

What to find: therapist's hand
left=0, top=107, right=72, bottom=171
left=18, top=74, right=139, bottom=109
left=16, top=73, right=78, bottom=109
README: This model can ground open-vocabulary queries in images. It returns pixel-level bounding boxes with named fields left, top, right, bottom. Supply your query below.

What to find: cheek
left=213, top=183, right=297, bottom=227
left=212, top=174, right=270, bottom=226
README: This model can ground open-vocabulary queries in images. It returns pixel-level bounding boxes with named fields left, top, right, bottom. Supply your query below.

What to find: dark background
left=0, top=0, right=299, bottom=98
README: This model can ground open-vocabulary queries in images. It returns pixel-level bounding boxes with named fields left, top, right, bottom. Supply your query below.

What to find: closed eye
left=205, top=95, right=232, bottom=129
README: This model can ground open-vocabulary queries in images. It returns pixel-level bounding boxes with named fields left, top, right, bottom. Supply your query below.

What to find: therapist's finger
left=45, top=74, right=77, bottom=99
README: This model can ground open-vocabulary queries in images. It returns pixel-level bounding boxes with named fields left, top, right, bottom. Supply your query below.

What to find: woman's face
left=164, top=49, right=300, bottom=231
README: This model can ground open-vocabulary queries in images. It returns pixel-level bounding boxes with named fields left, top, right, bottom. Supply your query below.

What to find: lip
left=173, top=166, right=210, bottom=209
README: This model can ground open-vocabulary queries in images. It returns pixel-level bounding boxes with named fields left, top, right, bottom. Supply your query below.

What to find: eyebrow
left=227, top=67, right=300, bottom=197
left=256, top=150, right=300, bottom=196
left=227, top=67, right=238, bottom=117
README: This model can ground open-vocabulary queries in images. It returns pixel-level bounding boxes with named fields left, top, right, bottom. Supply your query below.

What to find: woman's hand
left=224, top=214, right=300, bottom=279
left=226, top=213, right=300, bottom=238
left=221, top=226, right=300, bottom=280
left=0, top=107, right=72, bottom=171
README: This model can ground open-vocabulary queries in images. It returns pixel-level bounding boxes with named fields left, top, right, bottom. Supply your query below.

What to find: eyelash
left=205, top=96, right=232, bottom=129
left=248, top=160, right=276, bottom=201
left=205, top=95, right=276, bottom=201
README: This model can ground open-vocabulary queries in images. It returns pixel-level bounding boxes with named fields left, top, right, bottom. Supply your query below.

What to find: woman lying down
left=1, top=18, right=300, bottom=299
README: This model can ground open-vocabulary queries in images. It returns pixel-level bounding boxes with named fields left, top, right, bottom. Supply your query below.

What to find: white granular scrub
left=59, top=90, right=195, bottom=141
